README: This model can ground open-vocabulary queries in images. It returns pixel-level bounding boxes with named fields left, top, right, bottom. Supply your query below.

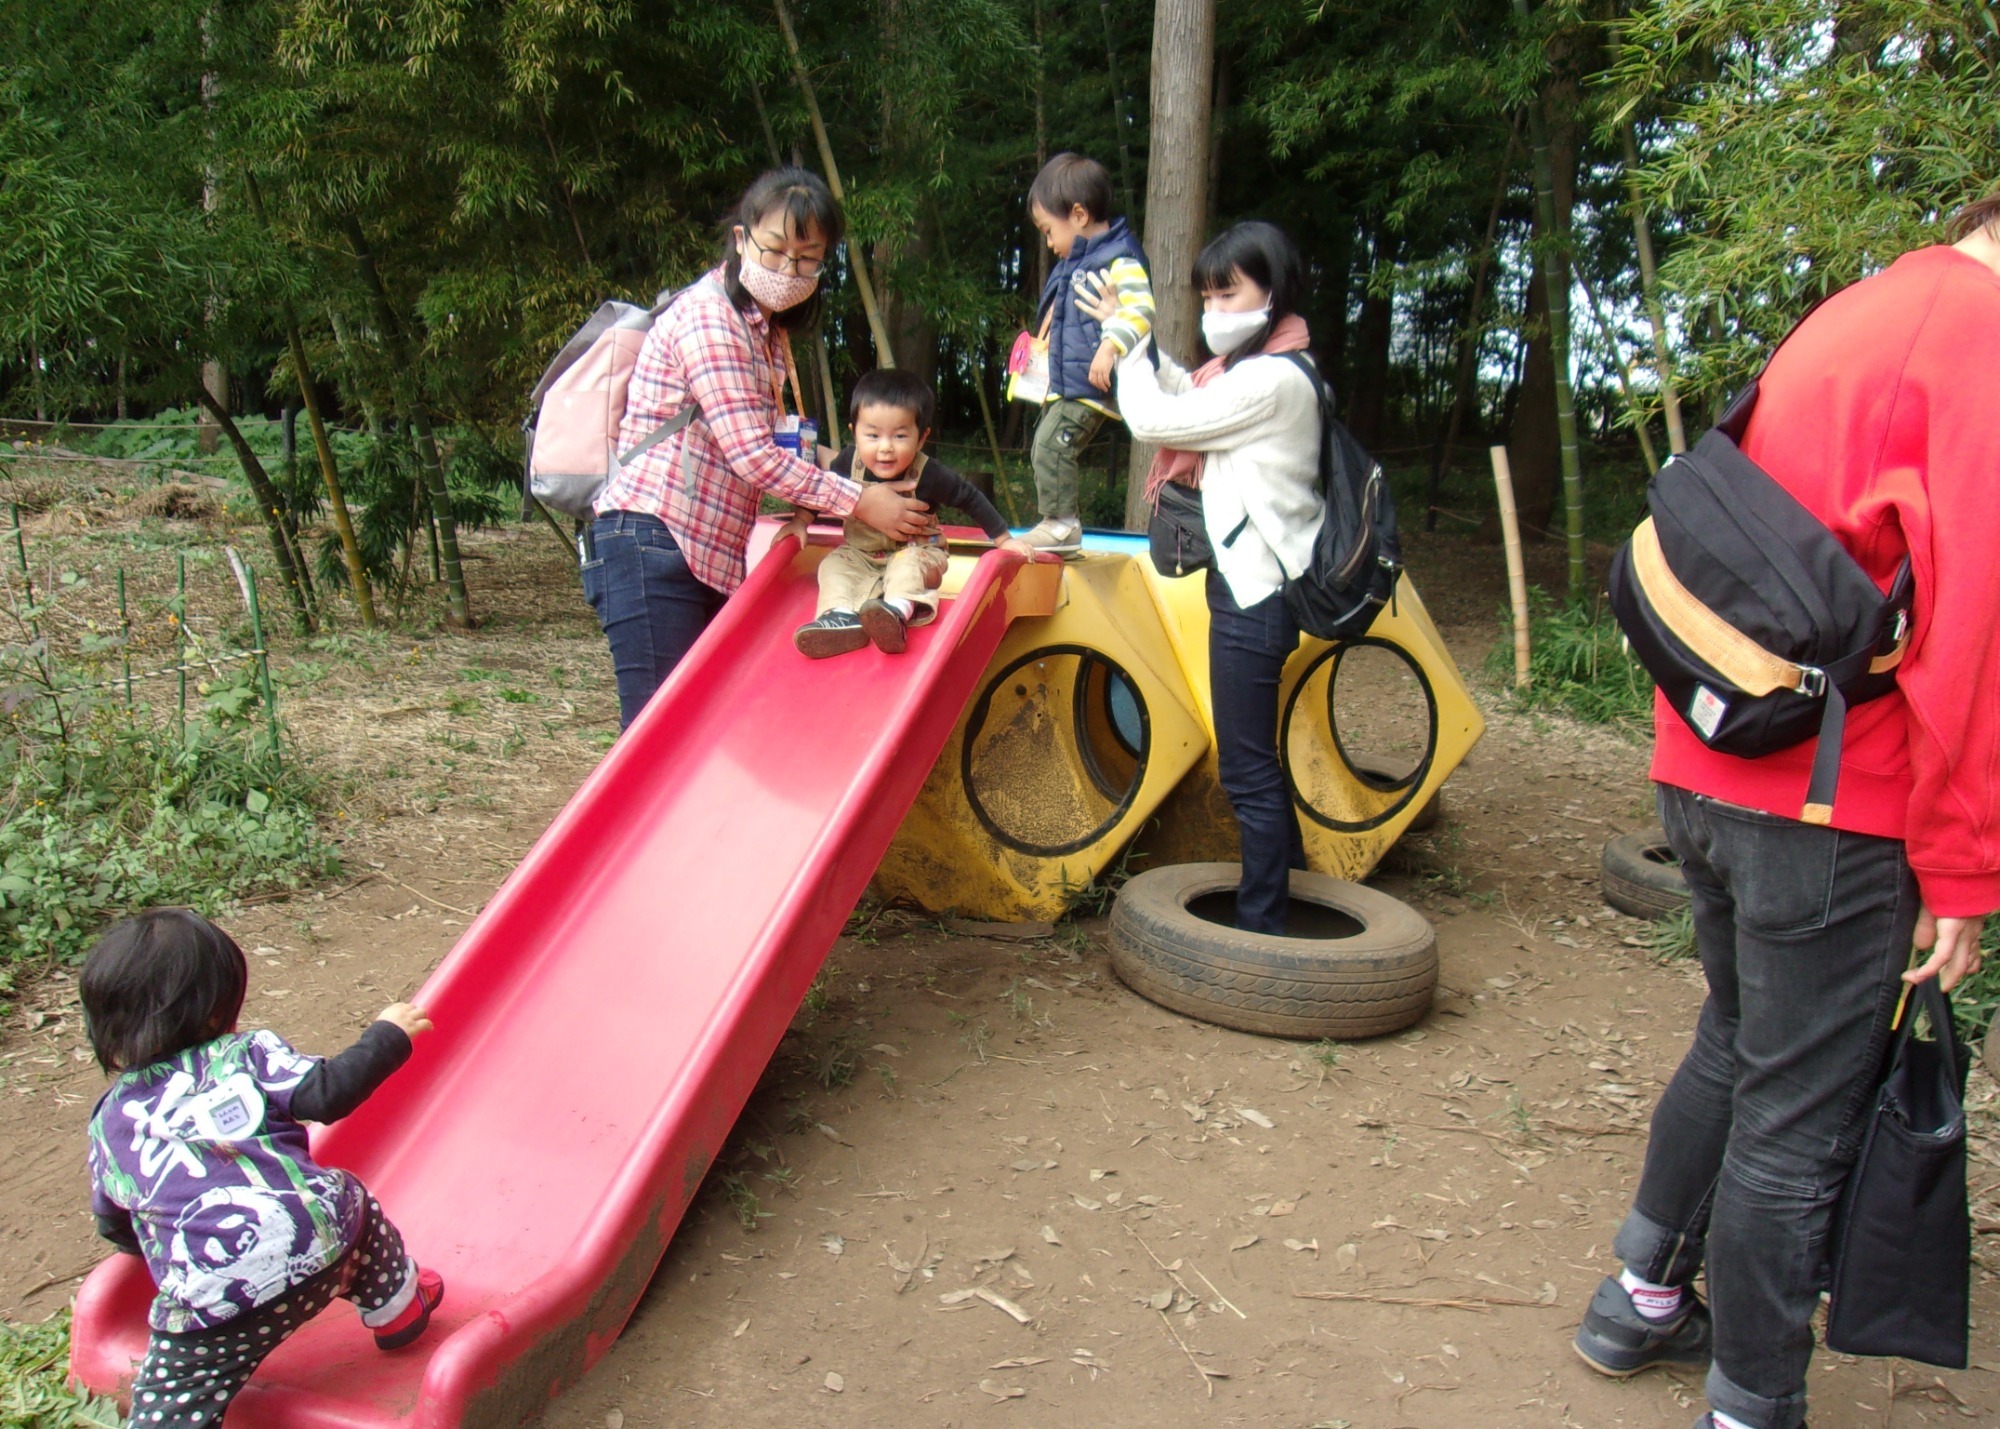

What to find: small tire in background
left=1602, top=829, right=1690, bottom=920
left=1110, top=863, right=1438, bottom=1039
left=1985, top=1016, right=2000, bottom=1086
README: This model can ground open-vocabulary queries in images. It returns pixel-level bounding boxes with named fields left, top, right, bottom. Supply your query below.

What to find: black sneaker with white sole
left=795, top=610, right=868, bottom=659
left=1573, top=1274, right=1712, bottom=1377
left=859, top=598, right=909, bottom=653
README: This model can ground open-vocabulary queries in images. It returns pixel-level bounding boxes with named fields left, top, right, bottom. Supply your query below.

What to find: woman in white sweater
left=1081, top=221, right=1325, bottom=934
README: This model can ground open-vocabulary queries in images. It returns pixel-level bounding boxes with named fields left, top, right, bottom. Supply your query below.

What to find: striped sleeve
left=1098, top=256, right=1156, bottom=357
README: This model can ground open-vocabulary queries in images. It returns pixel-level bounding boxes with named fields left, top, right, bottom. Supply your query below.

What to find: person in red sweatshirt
left=1572, top=194, right=2000, bottom=1429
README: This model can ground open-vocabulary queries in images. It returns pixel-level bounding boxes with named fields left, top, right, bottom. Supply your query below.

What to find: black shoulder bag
left=1606, top=302, right=1913, bottom=822
left=1148, top=480, right=1211, bottom=577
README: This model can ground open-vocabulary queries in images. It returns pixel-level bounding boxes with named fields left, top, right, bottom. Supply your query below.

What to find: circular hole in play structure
left=1282, top=638, right=1439, bottom=834
left=963, top=648, right=1151, bottom=857
left=1184, top=890, right=1366, bottom=939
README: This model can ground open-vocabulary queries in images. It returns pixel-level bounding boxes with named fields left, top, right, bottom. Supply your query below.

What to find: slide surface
left=72, top=534, right=1061, bottom=1429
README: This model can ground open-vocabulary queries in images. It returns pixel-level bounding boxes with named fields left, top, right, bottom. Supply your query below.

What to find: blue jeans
left=580, top=512, right=727, bottom=730
left=1206, top=573, right=1306, bottom=934
left=1614, top=785, right=1917, bottom=1429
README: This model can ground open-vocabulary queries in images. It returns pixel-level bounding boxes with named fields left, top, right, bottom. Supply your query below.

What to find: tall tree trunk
left=1122, top=0, right=1214, bottom=532
left=1513, top=0, right=1585, bottom=596
left=192, top=382, right=316, bottom=632
left=1621, top=120, right=1685, bottom=454
left=1031, top=0, right=1050, bottom=302
left=1098, top=0, right=1139, bottom=218
left=1346, top=225, right=1397, bottom=449
left=774, top=0, right=897, bottom=367
left=342, top=216, right=472, bottom=627
left=1429, top=133, right=1515, bottom=529
left=246, top=174, right=376, bottom=627
left=1206, top=49, right=1230, bottom=231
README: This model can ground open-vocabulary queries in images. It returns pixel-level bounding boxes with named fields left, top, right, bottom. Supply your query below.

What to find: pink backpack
left=523, top=279, right=743, bottom=519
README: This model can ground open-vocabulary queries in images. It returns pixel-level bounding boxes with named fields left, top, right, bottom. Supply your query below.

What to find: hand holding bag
left=1825, top=976, right=1970, bottom=1368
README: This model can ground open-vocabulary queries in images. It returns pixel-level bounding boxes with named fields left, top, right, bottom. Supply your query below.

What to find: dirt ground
left=3, top=491, right=1997, bottom=1429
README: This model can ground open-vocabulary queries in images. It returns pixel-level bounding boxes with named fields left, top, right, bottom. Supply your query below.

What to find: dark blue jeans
left=1614, top=785, right=1917, bottom=1429
left=1206, top=573, right=1306, bottom=935
left=580, top=512, right=727, bottom=730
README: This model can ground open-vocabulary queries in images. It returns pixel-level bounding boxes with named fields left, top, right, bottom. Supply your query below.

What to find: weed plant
left=0, top=1310, right=119, bottom=1429
left=1488, top=590, right=1653, bottom=734
left=0, top=563, right=337, bottom=965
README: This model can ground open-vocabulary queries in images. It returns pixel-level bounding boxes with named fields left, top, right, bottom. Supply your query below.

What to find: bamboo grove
left=3, top=0, right=1996, bottom=619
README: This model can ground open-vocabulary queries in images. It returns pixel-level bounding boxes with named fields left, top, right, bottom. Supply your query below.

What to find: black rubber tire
left=1347, top=757, right=1442, bottom=833
left=1109, top=863, right=1438, bottom=1039
left=1602, top=829, right=1690, bottom=920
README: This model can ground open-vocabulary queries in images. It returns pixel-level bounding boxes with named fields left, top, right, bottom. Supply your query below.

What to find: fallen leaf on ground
left=820, top=1233, right=844, bottom=1256
left=823, top=1373, right=844, bottom=1393
left=1284, top=1238, right=1320, bottom=1254
left=732, top=1318, right=749, bottom=1337
left=1235, top=1107, right=1275, bottom=1129
left=975, top=1286, right=1035, bottom=1324
left=604, top=1411, right=622, bottom=1429
left=1230, top=1234, right=1260, bottom=1251
left=1072, top=1195, right=1102, bottom=1211
left=1040, top=1225, right=1062, bottom=1245
left=988, top=1356, right=1049, bottom=1370
left=939, top=1288, right=980, bottom=1305
left=977, top=1379, right=1027, bottom=1401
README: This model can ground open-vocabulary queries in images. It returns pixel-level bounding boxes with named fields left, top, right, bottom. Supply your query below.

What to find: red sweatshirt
left=1651, top=245, right=2000, bottom=918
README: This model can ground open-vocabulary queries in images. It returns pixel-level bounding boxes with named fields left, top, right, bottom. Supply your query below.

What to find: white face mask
left=738, top=250, right=820, bottom=312
left=1201, top=306, right=1271, bottom=356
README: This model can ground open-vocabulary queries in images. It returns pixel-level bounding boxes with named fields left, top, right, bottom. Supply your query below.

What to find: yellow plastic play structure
left=872, top=531, right=1485, bottom=920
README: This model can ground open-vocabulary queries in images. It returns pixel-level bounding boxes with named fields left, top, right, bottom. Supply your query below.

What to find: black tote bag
left=1148, top=480, right=1212, bottom=577
left=1825, top=977, right=1970, bottom=1368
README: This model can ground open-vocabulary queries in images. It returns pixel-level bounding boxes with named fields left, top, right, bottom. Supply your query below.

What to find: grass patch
left=1487, top=590, right=1653, bottom=734
left=0, top=1310, right=120, bottom=1429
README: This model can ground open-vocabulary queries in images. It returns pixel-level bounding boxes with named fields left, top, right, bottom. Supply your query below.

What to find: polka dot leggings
left=126, top=1197, right=416, bottom=1429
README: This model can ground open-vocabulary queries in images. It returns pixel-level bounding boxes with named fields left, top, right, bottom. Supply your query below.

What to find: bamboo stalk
left=1512, top=0, right=1585, bottom=598
left=1429, top=126, right=1518, bottom=530
left=117, top=568, right=132, bottom=705
left=773, top=0, right=896, bottom=368
left=1621, top=120, right=1685, bottom=454
left=1576, top=270, right=1661, bottom=475
left=1490, top=445, right=1531, bottom=690
left=190, top=382, right=318, bottom=632
left=176, top=553, right=187, bottom=743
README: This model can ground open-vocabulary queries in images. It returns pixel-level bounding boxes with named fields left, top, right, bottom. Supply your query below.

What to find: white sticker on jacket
left=1689, top=684, right=1728, bottom=741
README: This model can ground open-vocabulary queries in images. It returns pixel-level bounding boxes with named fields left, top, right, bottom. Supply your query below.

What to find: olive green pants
left=1030, top=399, right=1108, bottom=522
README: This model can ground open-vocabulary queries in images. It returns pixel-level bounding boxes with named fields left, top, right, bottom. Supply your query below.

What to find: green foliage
left=0, top=559, right=337, bottom=965
left=0, top=1311, right=121, bottom=1429
left=1489, top=590, right=1654, bottom=734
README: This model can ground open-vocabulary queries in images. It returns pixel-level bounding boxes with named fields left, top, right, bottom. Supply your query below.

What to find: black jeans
left=580, top=512, right=727, bottom=730
left=1206, top=573, right=1306, bottom=934
left=1614, top=785, right=1917, bottom=1429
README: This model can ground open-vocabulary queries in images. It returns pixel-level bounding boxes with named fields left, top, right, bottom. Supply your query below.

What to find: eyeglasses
left=743, top=229, right=826, bottom=278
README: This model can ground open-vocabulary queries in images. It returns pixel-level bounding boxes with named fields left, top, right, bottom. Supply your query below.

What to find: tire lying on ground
left=1110, top=863, right=1438, bottom=1039
left=1601, top=829, right=1690, bottom=920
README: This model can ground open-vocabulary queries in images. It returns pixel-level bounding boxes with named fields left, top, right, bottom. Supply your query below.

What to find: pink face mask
left=738, top=252, right=820, bottom=312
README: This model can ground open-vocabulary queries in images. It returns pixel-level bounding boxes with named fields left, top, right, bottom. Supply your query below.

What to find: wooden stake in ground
left=1490, top=445, right=1531, bottom=689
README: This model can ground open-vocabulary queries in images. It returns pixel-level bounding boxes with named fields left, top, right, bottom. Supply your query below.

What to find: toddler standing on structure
left=1021, top=152, right=1156, bottom=552
left=791, top=369, right=1033, bottom=658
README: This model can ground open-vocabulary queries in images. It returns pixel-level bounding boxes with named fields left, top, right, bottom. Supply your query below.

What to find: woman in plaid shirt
left=585, top=168, right=929, bottom=727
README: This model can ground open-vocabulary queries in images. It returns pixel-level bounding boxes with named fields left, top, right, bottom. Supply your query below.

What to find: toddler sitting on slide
left=81, top=908, right=445, bottom=1428
left=788, top=369, right=1034, bottom=658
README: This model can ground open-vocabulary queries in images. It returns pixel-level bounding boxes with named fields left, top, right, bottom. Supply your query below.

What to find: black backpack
left=1606, top=305, right=1913, bottom=823
left=1276, top=352, right=1403, bottom=641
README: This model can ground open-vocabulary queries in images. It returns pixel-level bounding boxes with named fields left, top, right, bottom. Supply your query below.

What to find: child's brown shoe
left=859, top=599, right=908, bottom=654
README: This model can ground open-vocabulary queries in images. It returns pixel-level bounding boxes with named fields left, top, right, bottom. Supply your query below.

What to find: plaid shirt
left=598, top=268, right=859, bottom=592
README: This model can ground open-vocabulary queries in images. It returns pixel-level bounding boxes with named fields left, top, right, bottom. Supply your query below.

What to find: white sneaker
left=1022, top=517, right=1082, bottom=553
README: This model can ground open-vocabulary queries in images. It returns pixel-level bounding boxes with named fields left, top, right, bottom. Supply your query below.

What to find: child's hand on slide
left=999, top=536, right=1040, bottom=558
left=1070, top=268, right=1118, bottom=323
left=776, top=512, right=813, bottom=548
left=378, top=1003, right=434, bottom=1038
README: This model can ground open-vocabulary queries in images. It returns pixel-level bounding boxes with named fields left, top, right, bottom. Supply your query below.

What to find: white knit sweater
left=1115, top=338, right=1325, bottom=607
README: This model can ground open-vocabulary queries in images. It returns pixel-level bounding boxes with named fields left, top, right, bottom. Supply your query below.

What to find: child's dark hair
left=1946, top=185, right=2000, bottom=243
left=721, top=167, right=844, bottom=333
left=1191, top=220, right=1309, bottom=364
left=80, top=909, right=248, bottom=1074
left=1029, top=153, right=1114, bottom=224
left=849, top=368, right=935, bottom=430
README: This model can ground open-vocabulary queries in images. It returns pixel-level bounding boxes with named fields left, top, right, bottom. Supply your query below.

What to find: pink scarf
left=1144, top=314, right=1313, bottom=503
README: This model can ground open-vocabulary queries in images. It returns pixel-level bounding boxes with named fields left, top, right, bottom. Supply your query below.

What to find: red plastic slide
left=72, top=534, right=1060, bottom=1429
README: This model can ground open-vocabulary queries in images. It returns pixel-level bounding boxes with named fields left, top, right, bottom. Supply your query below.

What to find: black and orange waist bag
left=1607, top=329, right=1914, bottom=824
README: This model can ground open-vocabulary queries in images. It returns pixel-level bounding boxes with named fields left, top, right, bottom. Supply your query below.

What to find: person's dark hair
left=80, top=908, right=248, bottom=1074
left=1191, top=220, right=1309, bottom=365
left=1945, top=186, right=2000, bottom=243
left=1029, top=153, right=1115, bottom=224
left=848, top=368, right=935, bottom=430
left=721, top=167, right=844, bottom=332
